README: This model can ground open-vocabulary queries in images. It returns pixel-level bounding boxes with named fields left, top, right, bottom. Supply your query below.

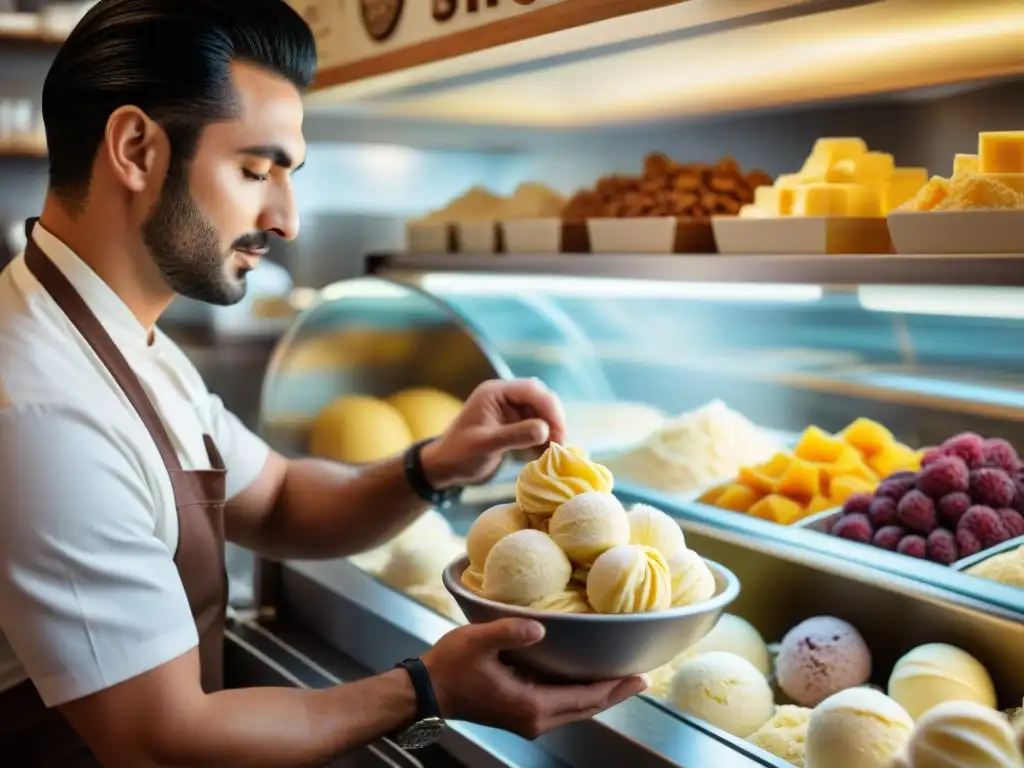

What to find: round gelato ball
left=776, top=616, right=871, bottom=707
left=529, top=588, right=592, bottom=614
left=393, top=509, right=454, bottom=550
left=386, top=387, right=464, bottom=441
left=310, top=395, right=414, bottom=463
left=888, top=643, right=997, bottom=720
left=967, top=544, right=1024, bottom=588
left=549, top=491, right=630, bottom=566
left=670, top=652, right=775, bottom=738
left=466, top=502, right=529, bottom=570
left=348, top=545, right=391, bottom=575
left=461, top=566, right=484, bottom=595
left=669, top=548, right=717, bottom=607
left=905, top=700, right=1023, bottom=768
left=747, top=705, right=812, bottom=767
left=483, top=529, right=571, bottom=606
left=404, top=583, right=465, bottom=623
left=806, top=688, right=913, bottom=768
left=678, top=614, right=771, bottom=676
left=381, top=537, right=465, bottom=591
left=515, top=442, right=613, bottom=520
left=587, top=544, right=671, bottom=614
left=627, top=503, right=687, bottom=559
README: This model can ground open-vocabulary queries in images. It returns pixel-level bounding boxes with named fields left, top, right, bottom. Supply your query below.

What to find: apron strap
left=22, top=218, right=183, bottom=473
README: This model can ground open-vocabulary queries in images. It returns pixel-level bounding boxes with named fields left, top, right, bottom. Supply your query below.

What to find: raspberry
left=832, top=513, right=873, bottom=544
left=868, top=497, right=899, bottom=528
left=981, top=438, right=1020, bottom=474
left=872, top=525, right=905, bottom=551
left=1015, top=477, right=1024, bottom=515
left=942, top=433, right=985, bottom=468
left=969, top=468, right=1015, bottom=509
left=842, top=493, right=873, bottom=516
left=926, top=528, right=958, bottom=565
left=897, top=535, right=926, bottom=558
left=958, top=505, right=1010, bottom=549
left=996, top=508, right=1024, bottom=539
left=897, top=490, right=938, bottom=535
left=916, top=456, right=969, bottom=499
left=876, top=475, right=915, bottom=502
left=956, top=528, right=981, bottom=557
left=920, top=447, right=945, bottom=467
left=937, top=492, right=972, bottom=529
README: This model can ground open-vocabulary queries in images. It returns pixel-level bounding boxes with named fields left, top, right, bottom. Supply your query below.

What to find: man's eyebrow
left=238, top=145, right=305, bottom=172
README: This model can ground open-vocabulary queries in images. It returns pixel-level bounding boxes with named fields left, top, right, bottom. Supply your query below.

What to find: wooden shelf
left=0, top=145, right=46, bottom=159
left=0, top=13, right=65, bottom=45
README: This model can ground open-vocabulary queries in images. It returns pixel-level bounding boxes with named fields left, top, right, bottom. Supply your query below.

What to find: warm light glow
left=858, top=285, right=1024, bottom=319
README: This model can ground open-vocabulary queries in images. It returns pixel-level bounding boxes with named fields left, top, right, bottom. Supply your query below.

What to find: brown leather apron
left=0, top=220, right=229, bottom=765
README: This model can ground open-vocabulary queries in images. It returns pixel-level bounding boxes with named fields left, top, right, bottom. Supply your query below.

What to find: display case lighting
left=857, top=285, right=1024, bottom=319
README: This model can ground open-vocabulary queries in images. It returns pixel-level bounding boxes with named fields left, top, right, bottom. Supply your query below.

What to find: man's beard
left=141, top=162, right=267, bottom=306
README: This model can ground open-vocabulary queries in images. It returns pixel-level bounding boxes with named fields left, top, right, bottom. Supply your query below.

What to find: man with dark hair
left=0, top=1, right=647, bottom=765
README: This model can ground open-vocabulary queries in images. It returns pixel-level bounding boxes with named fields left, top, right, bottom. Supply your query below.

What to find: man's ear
left=102, top=106, right=169, bottom=193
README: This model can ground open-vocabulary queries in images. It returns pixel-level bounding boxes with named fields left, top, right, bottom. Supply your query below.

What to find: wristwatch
left=393, top=657, right=446, bottom=749
left=404, top=438, right=463, bottom=509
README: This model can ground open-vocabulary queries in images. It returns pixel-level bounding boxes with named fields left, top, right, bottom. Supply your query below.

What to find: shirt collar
left=30, top=221, right=154, bottom=350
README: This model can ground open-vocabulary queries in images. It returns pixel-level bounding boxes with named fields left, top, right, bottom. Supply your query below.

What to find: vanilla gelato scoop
left=587, top=544, right=671, bottom=614
left=381, top=536, right=465, bottom=591
left=676, top=614, right=771, bottom=675
left=516, top=442, right=614, bottom=521
left=529, top=588, right=592, bottom=614
left=967, top=545, right=1024, bottom=588
left=404, top=584, right=465, bottom=624
left=670, top=651, right=775, bottom=738
left=669, top=548, right=717, bottom=607
left=627, top=504, right=687, bottom=561
left=393, top=509, right=454, bottom=549
left=888, top=643, right=997, bottom=720
left=748, top=705, right=812, bottom=767
left=607, top=399, right=781, bottom=492
left=461, top=566, right=484, bottom=595
left=901, top=700, right=1023, bottom=768
left=806, top=688, right=913, bottom=768
left=466, top=502, right=529, bottom=570
left=483, top=529, right=571, bottom=606
left=549, top=491, right=630, bottom=566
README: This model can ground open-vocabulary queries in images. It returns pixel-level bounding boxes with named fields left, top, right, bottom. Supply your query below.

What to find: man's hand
left=421, top=379, right=566, bottom=489
left=423, top=618, right=648, bottom=739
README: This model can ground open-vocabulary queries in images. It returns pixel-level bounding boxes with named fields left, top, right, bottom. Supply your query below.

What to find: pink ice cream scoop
left=775, top=616, right=872, bottom=707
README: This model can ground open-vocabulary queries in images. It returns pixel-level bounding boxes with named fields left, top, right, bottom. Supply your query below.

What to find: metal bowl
left=442, top=554, right=740, bottom=682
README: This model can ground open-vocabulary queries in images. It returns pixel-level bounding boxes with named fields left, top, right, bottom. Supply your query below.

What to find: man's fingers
left=479, top=418, right=550, bottom=453
left=465, top=618, right=546, bottom=653
left=532, top=674, right=649, bottom=718
left=499, top=379, right=566, bottom=445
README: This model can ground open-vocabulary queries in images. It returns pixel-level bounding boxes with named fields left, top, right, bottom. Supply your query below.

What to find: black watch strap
left=404, top=439, right=462, bottom=508
left=396, top=657, right=441, bottom=721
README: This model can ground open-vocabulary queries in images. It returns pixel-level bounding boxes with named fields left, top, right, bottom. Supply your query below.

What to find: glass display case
left=250, top=252, right=1024, bottom=768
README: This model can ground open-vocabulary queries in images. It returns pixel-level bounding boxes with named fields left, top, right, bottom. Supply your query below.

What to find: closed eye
left=243, top=168, right=269, bottom=182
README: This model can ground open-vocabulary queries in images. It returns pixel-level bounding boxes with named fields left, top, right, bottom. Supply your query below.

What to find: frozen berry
left=873, top=525, right=905, bottom=551
left=920, top=447, right=945, bottom=467
left=969, top=467, right=1015, bottom=509
left=981, top=438, right=1019, bottom=474
left=996, top=508, right=1024, bottom=539
left=942, top=433, right=985, bottom=468
left=876, top=476, right=914, bottom=502
left=1013, top=477, right=1024, bottom=515
left=926, top=528, right=958, bottom=565
left=868, top=497, right=899, bottom=528
left=832, top=513, right=873, bottom=544
left=937, top=492, right=972, bottom=529
left=897, top=490, right=938, bottom=535
left=916, top=456, right=969, bottom=499
left=897, top=535, right=927, bottom=558
left=842, top=493, right=873, bottom=516
left=958, top=505, right=1010, bottom=549
left=956, top=528, right=981, bottom=557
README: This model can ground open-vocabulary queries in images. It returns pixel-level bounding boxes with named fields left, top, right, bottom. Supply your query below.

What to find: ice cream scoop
left=888, top=643, right=997, bottom=720
left=586, top=544, right=671, bottom=614
left=549, top=491, right=630, bottom=566
left=669, top=651, right=775, bottom=737
left=676, top=614, right=771, bottom=675
left=747, top=705, right=812, bottom=767
left=393, top=509, right=454, bottom=549
left=404, top=583, right=465, bottom=623
left=627, top=503, right=687, bottom=560
left=461, top=566, right=484, bottom=595
left=310, top=395, right=414, bottom=464
left=901, top=700, right=1023, bottom=768
left=967, top=545, right=1024, bottom=588
left=669, top=548, right=717, bottom=607
left=482, top=529, right=572, bottom=606
left=776, top=616, right=871, bottom=707
left=805, top=687, right=913, bottom=768
left=381, top=537, right=465, bottom=591
left=466, top=502, right=529, bottom=570
left=386, top=387, right=464, bottom=441
left=516, top=442, right=613, bottom=521
left=529, top=588, right=592, bottom=614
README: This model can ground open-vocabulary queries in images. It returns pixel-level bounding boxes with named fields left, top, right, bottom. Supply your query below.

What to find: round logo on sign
left=360, top=0, right=404, bottom=42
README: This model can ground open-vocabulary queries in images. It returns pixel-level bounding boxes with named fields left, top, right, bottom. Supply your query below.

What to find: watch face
left=399, top=717, right=445, bottom=749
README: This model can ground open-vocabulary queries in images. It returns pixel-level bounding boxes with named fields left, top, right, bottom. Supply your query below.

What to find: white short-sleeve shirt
left=0, top=223, right=270, bottom=706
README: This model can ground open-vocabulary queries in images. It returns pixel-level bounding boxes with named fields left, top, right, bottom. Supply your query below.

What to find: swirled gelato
left=901, top=700, right=1023, bottom=768
left=529, top=588, right=592, bottom=614
left=587, top=544, right=671, bottom=614
left=516, top=443, right=613, bottom=523
left=888, top=643, right=997, bottom=720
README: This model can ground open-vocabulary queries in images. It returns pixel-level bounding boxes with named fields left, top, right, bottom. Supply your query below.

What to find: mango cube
left=884, top=167, right=929, bottom=213
left=830, top=475, right=877, bottom=504
left=979, top=131, right=1024, bottom=174
left=841, top=417, right=895, bottom=458
left=869, top=444, right=922, bottom=478
left=795, top=426, right=848, bottom=463
left=775, top=458, right=820, bottom=502
left=697, top=483, right=729, bottom=505
left=754, top=185, right=795, bottom=216
left=953, top=154, right=978, bottom=175
left=749, top=495, right=805, bottom=525
left=715, top=484, right=762, bottom=513
left=805, top=495, right=836, bottom=516
left=791, top=184, right=851, bottom=216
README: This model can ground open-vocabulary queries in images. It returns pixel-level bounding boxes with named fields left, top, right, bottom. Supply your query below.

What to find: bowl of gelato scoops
left=442, top=443, right=740, bottom=682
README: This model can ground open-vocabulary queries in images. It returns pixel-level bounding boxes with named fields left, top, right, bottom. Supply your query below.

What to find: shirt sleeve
left=0, top=405, right=198, bottom=707
left=205, top=393, right=270, bottom=500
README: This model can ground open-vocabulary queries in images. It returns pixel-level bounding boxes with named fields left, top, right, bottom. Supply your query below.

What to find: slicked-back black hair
left=42, top=0, right=316, bottom=211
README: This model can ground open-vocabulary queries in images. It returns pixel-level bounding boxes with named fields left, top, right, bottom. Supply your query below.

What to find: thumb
left=468, top=618, right=546, bottom=653
left=479, top=419, right=550, bottom=453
